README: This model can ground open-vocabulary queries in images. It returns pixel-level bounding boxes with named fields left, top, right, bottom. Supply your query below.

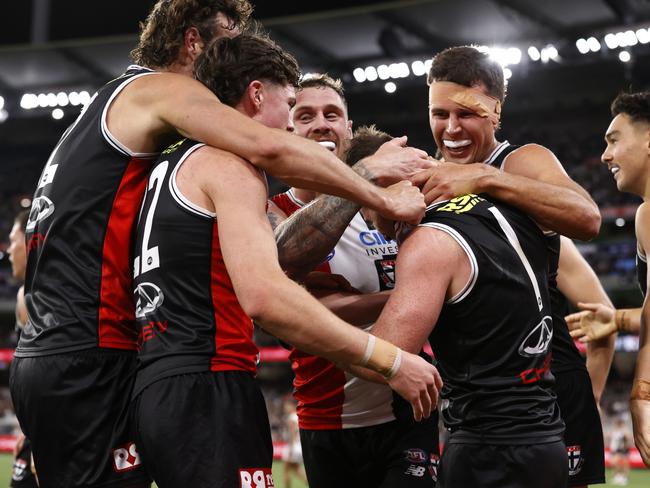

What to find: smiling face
left=602, top=113, right=650, bottom=197
left=428, top=81, right=498, bottom=164
left=292, top=86, right=353, bottom=160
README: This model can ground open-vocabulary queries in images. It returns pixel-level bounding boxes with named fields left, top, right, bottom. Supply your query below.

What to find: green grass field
left=0, top=454, right=646, bottom=487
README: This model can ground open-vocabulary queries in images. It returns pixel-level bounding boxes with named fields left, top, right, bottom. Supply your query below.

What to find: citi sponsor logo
left=112, top=442, right=142, bottom=472
left=359, top=231, right=395, bottom=247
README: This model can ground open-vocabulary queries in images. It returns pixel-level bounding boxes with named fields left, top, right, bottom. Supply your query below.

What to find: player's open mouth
left=610, top=165, right=620, bottom=177
left=318, top=141, right=336, bottom=151
left=443, top=139, right=471, bottom=149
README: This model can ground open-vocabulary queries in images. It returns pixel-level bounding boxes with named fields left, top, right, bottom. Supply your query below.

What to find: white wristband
left=361, top=334, right=376, bottom=366
left=386, top=348, right=402, bottom=379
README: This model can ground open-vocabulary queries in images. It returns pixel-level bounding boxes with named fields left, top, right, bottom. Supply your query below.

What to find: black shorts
left=9, top=350, right=149, bottom=488
left=555, top=369, right=606, bottom=486
left=438, top=440, right=568, bottom=488
left=300, top=410, right=440, bottom=488
left=131, top=370, right=273, bottom=488
left=11, top=437, right=37, bottom=488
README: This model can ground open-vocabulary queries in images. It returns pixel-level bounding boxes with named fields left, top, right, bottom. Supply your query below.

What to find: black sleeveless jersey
left=637, top=247, right=647, bottom=297
left=17, top=66, right=160, bottom=357
left=132, top=139, right=258, bottom=397
left=484, top=141, right=585, bottom=374
left=412, top=194, right=563, bottom=444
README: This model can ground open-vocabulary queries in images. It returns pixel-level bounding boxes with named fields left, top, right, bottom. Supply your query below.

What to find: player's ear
left=243, top=80, right=264, bottom=114
left=183, top=26, right=204, bottom=60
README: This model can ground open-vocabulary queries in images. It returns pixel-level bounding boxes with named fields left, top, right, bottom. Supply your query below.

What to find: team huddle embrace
left=7, top=1, right=650, bottom=488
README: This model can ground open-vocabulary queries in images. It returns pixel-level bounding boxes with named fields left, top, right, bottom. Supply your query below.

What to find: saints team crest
left=567, top=445, right=583, bottom=476
left=374, top=255, right=396, bottom=290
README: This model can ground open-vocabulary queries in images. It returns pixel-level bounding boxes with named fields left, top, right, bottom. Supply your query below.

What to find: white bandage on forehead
left=429, top=81, right=502, bottom=127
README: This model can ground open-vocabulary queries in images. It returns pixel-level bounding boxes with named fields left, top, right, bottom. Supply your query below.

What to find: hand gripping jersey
left=411, top=194, right=564, bottom=444
left=132, top=140, right=258, bottom=397
left=272, top=189, right=397, bottom=429
left=485, top=141, right=586, bottom=375
left=17, top=65, right=160, bottom=357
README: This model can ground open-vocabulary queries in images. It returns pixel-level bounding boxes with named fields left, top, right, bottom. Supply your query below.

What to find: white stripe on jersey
left=488, top=206, right=544, bottom=311
left=168, top=143, right=216, bottom=218
left=418, top=222, right=479, bottom=304
left=100, top=71, right=161, bottom=158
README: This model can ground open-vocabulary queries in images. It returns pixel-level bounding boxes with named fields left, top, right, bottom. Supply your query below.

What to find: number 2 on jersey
left=134, top=161, right=168, bottom=278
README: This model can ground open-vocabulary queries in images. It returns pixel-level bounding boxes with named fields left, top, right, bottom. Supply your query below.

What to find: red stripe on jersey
left=271, top=192, right=301, bottom=217
left=291, top=349, right=346, bottom=429
left=98, top=157, right=153, bottom=349
left=210, top=221, right=258, bottom=373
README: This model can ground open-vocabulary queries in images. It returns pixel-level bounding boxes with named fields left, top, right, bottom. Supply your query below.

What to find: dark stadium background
left=0, top=1, right=649, bottom=484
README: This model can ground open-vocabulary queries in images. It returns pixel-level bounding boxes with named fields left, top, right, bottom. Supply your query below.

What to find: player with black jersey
left=10, top=2, right=429, bottom=486
left=412, top=46, right=610, bottom=487
left=130, top=33, right=440, bottom=488
left=601, top=91, right=650, bottom=466
left=350, top=132, right=566, bottom=487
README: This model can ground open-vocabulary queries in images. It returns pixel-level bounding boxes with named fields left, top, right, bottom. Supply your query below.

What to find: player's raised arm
left=202, top=148, right=439, bottom=421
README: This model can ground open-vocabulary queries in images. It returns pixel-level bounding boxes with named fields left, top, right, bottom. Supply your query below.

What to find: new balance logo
left=405, top=465, right=426, bottom=477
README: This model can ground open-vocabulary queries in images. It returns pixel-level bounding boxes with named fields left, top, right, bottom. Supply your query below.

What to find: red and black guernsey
left=132, top=139, right=258, bottom=397
left=17, top=65, right=160, bottom=357
left=407, top=194, right=564, bottom=444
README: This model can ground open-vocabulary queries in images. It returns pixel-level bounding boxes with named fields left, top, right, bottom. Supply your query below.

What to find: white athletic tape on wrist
left=386, top=348, right=402, bottom=379
left=361, top=334, right=376, bottom=366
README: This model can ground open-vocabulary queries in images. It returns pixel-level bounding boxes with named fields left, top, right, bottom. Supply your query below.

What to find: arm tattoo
left=274, top=159, right=377, bottom=280
left=267, top=210, right=282, bottom=231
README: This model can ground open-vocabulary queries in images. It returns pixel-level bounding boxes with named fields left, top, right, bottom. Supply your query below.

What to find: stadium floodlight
left=624, top=30, right=638, bottom=46
left=587, top=37, right=601, bottom=52
left=576, top=38, right=589, bottom=54
left=546, top=45, right=559, bottom=60
left=377, top=64, right=390, bottom=80
left=57, top=92, right=69, bottom=107
left=0, top=96, right=3, bottom=111
left=0, top=109, right=7, bottom=123
left=353, top=68, right=366, bottom=83
left=51, top=108, right=64, bottom=120
left=411, top=60, right=427, bottom=76
left=388, top=63, right=401, bottom=79
left=69, top=92, right=81, bottom=106
left=615, top=31, right=627, bottom=47
left=506, top=47, right=522, bottom=65
left=37, top=93, right=49, bottom=108
left=20, top=94, right=37, bottom=109
left=46, top=93, right=57, bottom=107
left=619, top=50, right=631, bottom=62
left=604, top=33, right=618, bottom=49
left=528, top=46, right=541, bottom=61
left=79, top=91, right=91, bottom=106
left=384, top=81, right=397, bottom=93
left=503, top=67, right=513, bottom=80
left=636, top=28, right=650, bottom=44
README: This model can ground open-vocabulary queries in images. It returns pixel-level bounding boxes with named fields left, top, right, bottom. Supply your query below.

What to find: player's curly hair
left=427, top=45, right=506, bottom=103
left=194, top=31, right=301, bottom=107
left=345, top=125, right=392, bottom=167
left=131, top=0, right=253, bottom=68
left=299, top=73, right=347, bottom=106
left=611, top=91, right=650, bottom=124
